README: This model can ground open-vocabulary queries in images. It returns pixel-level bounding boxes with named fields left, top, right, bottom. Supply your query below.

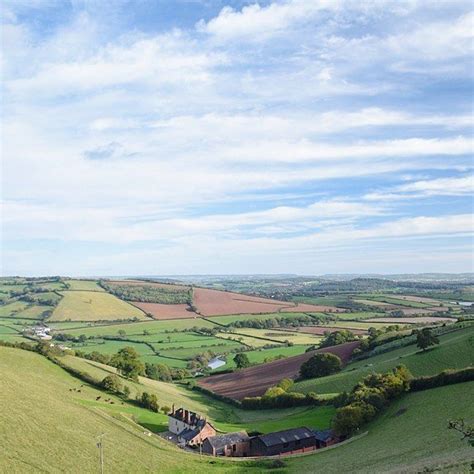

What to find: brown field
left=130, top=302, right=199, bottom=320
left=365, top=317, right=456, bottom=324
left=192, top=287, right=338, bottom=317
left=289, top=326, right=367, bottom=336
left=198, top=341, right=360, bottom=400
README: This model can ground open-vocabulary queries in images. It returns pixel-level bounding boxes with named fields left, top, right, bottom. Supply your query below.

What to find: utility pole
left=96, top=433, right=105, bottom=474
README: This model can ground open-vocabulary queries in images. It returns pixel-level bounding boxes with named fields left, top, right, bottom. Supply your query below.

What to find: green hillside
left=293, top=325, right=474, bottom=394
left=0, top=346, right=253, bottom=473
left=286, top=382, right=474, bottom=473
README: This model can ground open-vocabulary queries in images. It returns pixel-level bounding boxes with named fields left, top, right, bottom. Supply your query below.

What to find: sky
left=1, top=0, right=473, bottom=277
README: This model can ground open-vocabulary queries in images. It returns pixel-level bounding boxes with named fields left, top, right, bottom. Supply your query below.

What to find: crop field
left=64, top=279, right=105, bottom=291
left=292, top=325, right=474, bottom=395
left=198, top=340, right=360, bottom=400
left=361, top=294, right=433, bottom=308
left=50, top=291, right=148, bottom=322
left=193, top=287, right=335, bottom=316
left=290, top=382, right=474, bottom=473
left=131, top=302, right=198, bottom=319
left=215, top=332, right=281, bottom=348
left=325, top=320, right=404, bottom=330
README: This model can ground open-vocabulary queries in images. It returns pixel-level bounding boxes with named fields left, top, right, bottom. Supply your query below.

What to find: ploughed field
left=198, top=340, right=360, bottom=399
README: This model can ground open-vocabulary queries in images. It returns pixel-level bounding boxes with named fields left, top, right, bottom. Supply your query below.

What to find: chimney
left=171, top=404, right=175, bottom=415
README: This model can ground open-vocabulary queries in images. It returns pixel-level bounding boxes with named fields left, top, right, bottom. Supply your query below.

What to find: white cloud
left=365, top=174, right=474, bottom=200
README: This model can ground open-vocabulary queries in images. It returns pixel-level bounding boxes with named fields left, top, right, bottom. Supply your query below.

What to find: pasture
left=0, top=347, right=245, bottom=473
left=50, top=291, right=148, bottom=322
left=288, top=382, right=474, bottom=473
left=292, top=325, right=474, bottom=395
left=234, top=328, right=322, bottom=345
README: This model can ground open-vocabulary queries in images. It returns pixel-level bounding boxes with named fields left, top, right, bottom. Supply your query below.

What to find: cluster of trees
left=319, top=330, right=358, bottom=348
left=145, top=362, right=190, bottom=381
left=241, top=378, right=326, bottom=409
left=233, top=353, right=250, bottom=369
left=100, top=282, right=191, bottom=304
left=227, top=314, right=333, bottom=330
left=332, top=365, right=412, bottom=437
left=299, top=353, right=342, bottom=379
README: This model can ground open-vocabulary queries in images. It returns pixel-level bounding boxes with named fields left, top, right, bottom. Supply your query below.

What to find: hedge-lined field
left=292, top=325, right=474, bottom=395
left=50, top=291, right=148, bottom=322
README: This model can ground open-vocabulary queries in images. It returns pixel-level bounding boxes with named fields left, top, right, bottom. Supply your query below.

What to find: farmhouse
left=202, top=432, right=250, bottom=457
left=249, top=427, right=317, bottom=457
left=168, top=407, right=216, bottom=446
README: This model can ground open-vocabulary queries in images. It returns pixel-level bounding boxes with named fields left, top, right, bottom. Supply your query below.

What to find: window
left=232, top=444, right=236, bottom=452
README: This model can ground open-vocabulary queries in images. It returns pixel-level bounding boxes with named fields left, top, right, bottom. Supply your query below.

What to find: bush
left=101, top=375, right=123, bottom=393
left=299, top=353, right=342, bottom=379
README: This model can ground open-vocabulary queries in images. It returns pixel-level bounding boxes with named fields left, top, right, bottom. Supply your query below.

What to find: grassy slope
left=287, top=382, right=474, bottom=473
left=60, top=355, right=334, bottom=434
left=51, top=291, right=148, bottom=322
left=0, top=347, right=254, bottom=474
left=293, top=326, right=474, bottom=394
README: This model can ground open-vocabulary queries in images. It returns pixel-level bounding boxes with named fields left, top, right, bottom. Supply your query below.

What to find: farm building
left=202, top=432, right=250, bottom=457
left=207, top=357, right=226, bottom=370
left=313, top=429, right=337, bottom=448
left=168, top=407, right=216, bottom=446
left=249, top=427, right=317, bottom=457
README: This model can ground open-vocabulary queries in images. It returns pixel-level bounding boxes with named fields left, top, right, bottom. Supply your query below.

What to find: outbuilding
left=202, top=432, right=250, bottom=457
left=249, top=427, right=317, bottom=457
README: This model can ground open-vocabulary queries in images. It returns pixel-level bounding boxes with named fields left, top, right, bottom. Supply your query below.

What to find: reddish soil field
left=365, top=317, right=456, bottom=324
left=130, top=302, right=199, bottom=320
left=193, top=287, right=338, bottom=317
left=198, top=341, right=360, bottom=400
left=290, top=326, right=367, bottom=336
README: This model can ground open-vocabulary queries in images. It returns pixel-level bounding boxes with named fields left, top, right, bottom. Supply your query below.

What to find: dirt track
left=198, top=340, right=360, bottom=400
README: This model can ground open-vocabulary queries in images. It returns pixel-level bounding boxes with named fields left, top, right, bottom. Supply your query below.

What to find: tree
left=233, top=353, right=251, bottom=369
left=299, top=353, right=342, bottom=379
left=416, top=328, right=440, bottom=352
left=118, top=330, right=127, bottom=338
left=101, top=374, right=122, bottom=393
left=110, top=346, right=145, bottom=381
left=320, top=330, right=356, bottom=348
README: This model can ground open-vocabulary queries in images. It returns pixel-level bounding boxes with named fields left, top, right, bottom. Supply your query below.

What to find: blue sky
left=2, top=0, right=473, bottom=276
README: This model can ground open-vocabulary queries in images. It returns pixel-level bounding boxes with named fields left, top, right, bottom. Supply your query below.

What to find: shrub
left=101, top=374, right=123, bottom=393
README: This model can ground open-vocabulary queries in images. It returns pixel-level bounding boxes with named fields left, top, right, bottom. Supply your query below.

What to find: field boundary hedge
left=410, top=366, right=474, bottom=392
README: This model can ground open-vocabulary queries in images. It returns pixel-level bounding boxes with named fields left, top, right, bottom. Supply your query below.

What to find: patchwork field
left=232, top=328, right=323, bottom=345
left=51, top=291, right=148, bottom=322
left=198, top=340, right=360, bottom=399
left=291, top=325, right=367, bottom=335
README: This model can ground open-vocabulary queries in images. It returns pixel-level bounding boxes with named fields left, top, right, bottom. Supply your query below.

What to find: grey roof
left=257, top=427, right=315, bottom=447
left=206, top=432, right=249, bottom=450
left=313, top=429, right=334, bottom=442
left=180, top=428, right=200, bottom=441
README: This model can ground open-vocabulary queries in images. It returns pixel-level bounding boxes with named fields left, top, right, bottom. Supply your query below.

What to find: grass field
left=334, top=311, right=384, bottom=320
left=225, top=345, right=310, bottom=368
left=0, top=300, right=30, bottom=316
left=51, top=291, right=148, bottom=322
left=207, top=312, right=325, bottom=326
left=293, top=326, right=474, bottom=394
left=288, top=382, right=474, bottom=473
left=65, top=279, right=106, bottom=291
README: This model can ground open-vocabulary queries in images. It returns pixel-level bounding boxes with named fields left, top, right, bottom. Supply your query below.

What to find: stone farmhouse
left=202, top=431, right=250, bottom=457
left=168, top=407, right=216, bottom=446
